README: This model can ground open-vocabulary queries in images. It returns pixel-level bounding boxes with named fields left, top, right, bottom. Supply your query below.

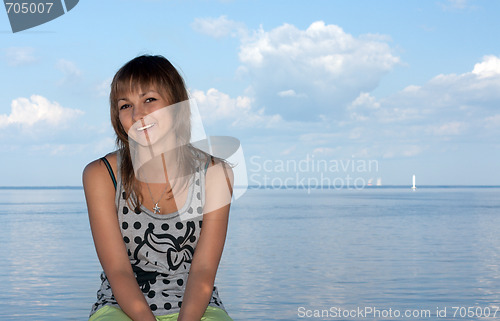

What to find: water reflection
left=0, top=188, right=499, bottom=320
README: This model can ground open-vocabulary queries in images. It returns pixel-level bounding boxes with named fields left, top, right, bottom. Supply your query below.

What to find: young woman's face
left=118, top=88, right=174, bottom=146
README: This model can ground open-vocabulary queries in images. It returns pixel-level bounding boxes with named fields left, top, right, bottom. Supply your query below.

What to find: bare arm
left=177, top=161, right=234, bottom=321
left=83, top=157, right=156, bottom=321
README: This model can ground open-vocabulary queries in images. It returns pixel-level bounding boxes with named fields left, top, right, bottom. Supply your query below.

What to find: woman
left=83, top=55, right=234, bottom=321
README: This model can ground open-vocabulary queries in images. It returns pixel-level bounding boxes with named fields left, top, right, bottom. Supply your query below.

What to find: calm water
left=0, top=187, right=499, bottom=320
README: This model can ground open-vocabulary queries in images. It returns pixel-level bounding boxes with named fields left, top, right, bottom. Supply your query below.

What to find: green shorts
left=89, top=305, right=233, bottom=321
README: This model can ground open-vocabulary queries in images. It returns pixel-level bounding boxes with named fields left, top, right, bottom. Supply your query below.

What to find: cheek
left=118, top=112, right=132, bottom=132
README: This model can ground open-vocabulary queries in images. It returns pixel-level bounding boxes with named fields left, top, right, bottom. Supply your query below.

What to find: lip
left=137, top=123, right=156, bottom=131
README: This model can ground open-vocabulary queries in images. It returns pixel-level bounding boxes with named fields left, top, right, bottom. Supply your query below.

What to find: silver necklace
left=145, top=183, right=171, bottom=214
left=142, top=153, right=172, bottom=214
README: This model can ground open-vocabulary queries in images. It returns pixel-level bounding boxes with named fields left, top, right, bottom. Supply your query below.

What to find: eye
left=145, top=97, right=158, bottom=103
left=119, top=104, right=131, bottom=110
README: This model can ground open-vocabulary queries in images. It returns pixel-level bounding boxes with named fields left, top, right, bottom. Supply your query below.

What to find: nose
left=132, top=103, right=148, bottom=123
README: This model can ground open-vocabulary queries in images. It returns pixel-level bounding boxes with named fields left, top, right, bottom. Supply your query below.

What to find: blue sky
left=1, top=0, right=499, bottom=186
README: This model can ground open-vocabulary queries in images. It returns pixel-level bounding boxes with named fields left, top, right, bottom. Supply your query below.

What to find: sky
left=1, top=0, right=499, bottom=186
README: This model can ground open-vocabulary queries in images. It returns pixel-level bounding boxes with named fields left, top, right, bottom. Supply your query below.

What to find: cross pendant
left=153, top=203, right=161, bottom=214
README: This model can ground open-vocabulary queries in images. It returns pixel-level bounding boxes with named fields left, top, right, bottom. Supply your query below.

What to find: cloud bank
left=238, top=21, right=400, bottom=120
left=0, top=95, right=84, bottom=129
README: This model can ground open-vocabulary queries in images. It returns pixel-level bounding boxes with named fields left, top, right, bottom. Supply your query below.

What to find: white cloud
left=0, top=95, right=84, bottom=129
left=277, top=89, right=307, bottom=98
left=483, top=114, right=500, bottom=129
left=312, top=147, right=339, bottom=156
left=192, top=88, right=251, bottom=121
left=191, top=16, right=246, bottom=38
left=191, top=88, right=282, bottom=128
left=349, top=92, right=380, bottom=110
left=5, top=47, right=37, bottom=66
left=344, top=55, right=500, bottom=129
left=237, top=21, right=400, bottom=120
left=427, top=121, right=467, bottom=136
left=192, top=18, right=499, bottom=169
left=472, top=55, right=500, bottom=78
left=281, top=55, right=500, bottom=160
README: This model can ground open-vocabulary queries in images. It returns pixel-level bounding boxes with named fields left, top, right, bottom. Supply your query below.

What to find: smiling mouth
left=137, top=123, right=155, bottom=131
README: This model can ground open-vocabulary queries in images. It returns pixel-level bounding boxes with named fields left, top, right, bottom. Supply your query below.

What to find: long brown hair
left=110, top=55, right=205, bottom=207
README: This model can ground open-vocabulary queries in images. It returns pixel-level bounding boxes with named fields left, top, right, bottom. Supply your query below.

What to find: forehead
left=117, top=88, right=158, bottom=100
left=115, top=79, right=163, bottom=100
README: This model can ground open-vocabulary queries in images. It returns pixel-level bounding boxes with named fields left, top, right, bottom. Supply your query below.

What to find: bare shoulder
left=206, top=159, right=234, bottom=186
left=204, top=159, right=234, bottom=215
left=83, top=153, right=118, bottom=221
left=82, top=151, right=118, bottom=189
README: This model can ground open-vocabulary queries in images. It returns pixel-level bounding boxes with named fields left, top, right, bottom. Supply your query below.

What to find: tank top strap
left=204, top=155, right=214, bottom=172
left=100, top=156, right=117, bottom=190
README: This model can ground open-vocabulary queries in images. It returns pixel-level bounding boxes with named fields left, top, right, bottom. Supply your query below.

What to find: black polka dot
left=199, top=221, right=203, bottom=228
left=176, top=222, right=183, bottom=230
left=196, top=192, right=201, bottom=200
left=134, top=207, right=141, bottom=214
left=127, top=249, right=131, bottom=256
left=151, top=279, right=156, bottom=285
left=122, top=222, right=128, bottom=229
left=148, top=291, right=155, bottom=298
left=122, top=207, right=129, bottom=214
left=195, top=179, right=200, bottom=186
left=161, top=223, right=169, bottom=231
left=188, top=207, right=193, bottom=214
left=122, top=192, right=126, bottom=199
left=197, top=207, right=203, bottom=214
left=177, top=279, right=183, bottom=286
left=134, top=222, right=141, bottom=229
left=164, top=303, right=172, bottom=310
left=148, top=223, right=154, bottom=229
left=123, top=236, right=130, bottom=243
left=189, top=236, right=196, bottom=242
left=150, top=304, right=157, bottom=311
left=134, top=236, right=142, bottom=244
left=163, top=279, right=170, bottom=284
left=178, top=301, right=182, bottom=308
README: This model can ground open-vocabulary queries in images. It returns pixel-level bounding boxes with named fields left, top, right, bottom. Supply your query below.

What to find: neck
left=136, top=151, right=178, bottom=184
left=130, top=133, right=181, bottom=184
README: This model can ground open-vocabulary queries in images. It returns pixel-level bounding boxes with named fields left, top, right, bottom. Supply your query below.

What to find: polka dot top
left=89, top=154, right=226, bottom=317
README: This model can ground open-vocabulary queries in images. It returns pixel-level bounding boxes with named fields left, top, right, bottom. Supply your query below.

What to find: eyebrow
left=117, top=90, right=158, bottom=102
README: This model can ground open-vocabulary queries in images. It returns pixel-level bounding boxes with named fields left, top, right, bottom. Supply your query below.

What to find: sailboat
left=411, top=174, right=416, bottom=191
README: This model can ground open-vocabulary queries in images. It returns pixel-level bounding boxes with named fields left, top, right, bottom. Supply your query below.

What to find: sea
left=0, top=186, right=499, bottom=321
